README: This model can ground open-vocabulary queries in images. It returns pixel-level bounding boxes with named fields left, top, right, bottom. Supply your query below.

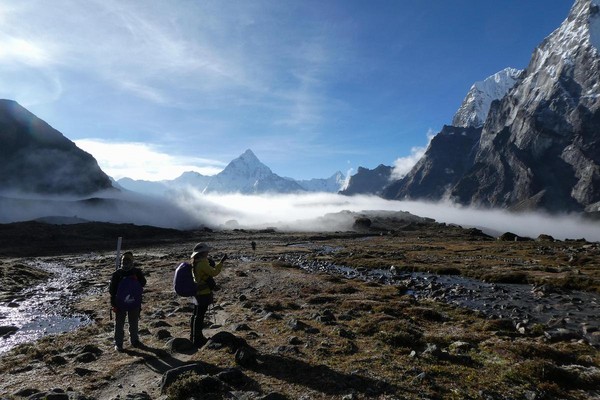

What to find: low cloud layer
left=172, top=191, right=600, bottom=242
left=1, top=190, right=598, bottom=242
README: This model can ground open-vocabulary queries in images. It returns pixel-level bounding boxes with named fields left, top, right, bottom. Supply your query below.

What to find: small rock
left=155, top=329, right=172, bottom=340
left=150, top=320, right=171, bottom=328
left=74, top=367, right=96, bottom=376
left=0, top=325, right=18, bottom=336
left=412, top=372, right=427, bottom=384
left=46, top=355, right=68, bottom=365
left=233, top=323, right=252, bottom=331
left=14, top=388, right=40, bottom=397
left=166, top=337, right=195, bottom=353
left=160, top=363, right=206, bottom=393
left=258, top=393, right=288, bottom=400
left=258, top=312, right=282, bottom=322
left=74, top=352, right=97, bottom=363
left=216, top=368, right=248, bottom=388
left=235, top=346, right=257, bottom=367
left=287, top=319, right=309, bottom=331
left=449, top=341, right=472, bottom=354
left=288, top=336, right=303, bottom=345
left=544, top=328, right=580, bottom=342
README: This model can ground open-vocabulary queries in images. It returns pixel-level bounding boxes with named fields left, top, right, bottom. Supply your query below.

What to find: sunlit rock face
left=388, top=0, right=600, bottom=214
left=453, top=0, right=600, bottom=213
left=452, top=67, right=522, bottom=129
left=0, top=99, right=114, bottom=196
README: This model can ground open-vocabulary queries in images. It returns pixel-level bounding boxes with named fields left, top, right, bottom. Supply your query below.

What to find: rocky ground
left=0, top=212, right=599, bottom=399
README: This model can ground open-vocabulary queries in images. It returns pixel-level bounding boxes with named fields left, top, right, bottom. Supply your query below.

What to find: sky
left=0, top=0, right=574, bottom=182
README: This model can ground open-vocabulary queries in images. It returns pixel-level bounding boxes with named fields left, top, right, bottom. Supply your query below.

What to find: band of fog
left=1, top=189, right=596, bottom=241
left=173, top=190, right=600, bottom=242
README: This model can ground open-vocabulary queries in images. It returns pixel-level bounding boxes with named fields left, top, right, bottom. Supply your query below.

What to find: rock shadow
left=250, top=353, right=397, bottom=396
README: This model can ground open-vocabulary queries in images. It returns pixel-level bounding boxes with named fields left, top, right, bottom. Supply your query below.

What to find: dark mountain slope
left=0, top=99, right=114, bottom=195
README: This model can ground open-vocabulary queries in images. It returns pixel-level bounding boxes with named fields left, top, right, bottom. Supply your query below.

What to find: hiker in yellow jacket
left=189, top=242, right=226, bottom=347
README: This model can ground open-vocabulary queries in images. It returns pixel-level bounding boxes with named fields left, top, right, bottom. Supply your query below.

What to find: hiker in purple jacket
left=109, top=251, right=147, bottom=352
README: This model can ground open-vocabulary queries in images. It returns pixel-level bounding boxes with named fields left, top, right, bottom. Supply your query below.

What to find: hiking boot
left=193, top=337, right=208, bottom=348
left=115, top=345, right=124, bottom=352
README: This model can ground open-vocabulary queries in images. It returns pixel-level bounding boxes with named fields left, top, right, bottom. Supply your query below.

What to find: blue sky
left=0, top=0, right=573, bottom=181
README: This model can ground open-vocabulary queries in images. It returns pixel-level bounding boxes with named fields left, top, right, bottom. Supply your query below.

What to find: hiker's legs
left=114, top=309, right=126, bottom=347
left=191, top=295, right=211, bottom=345
left=127, top=308, right=141, bottom=344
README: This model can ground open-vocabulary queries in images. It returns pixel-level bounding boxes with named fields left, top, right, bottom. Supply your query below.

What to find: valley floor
left=1, top=219, right=599, bottom=399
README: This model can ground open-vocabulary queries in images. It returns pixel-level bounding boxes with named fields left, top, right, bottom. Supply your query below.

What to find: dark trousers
left=190, top=294, right=212, bottom=345
left=114, top=308, right=140, bottom=347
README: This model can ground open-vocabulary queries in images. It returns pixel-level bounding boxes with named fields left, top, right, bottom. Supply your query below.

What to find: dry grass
left=1, top=224, right=599, bottom=399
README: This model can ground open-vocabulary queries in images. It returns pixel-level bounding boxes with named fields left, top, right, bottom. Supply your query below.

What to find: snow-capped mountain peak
left=219, top=149, right=272, bottom=179
left=452, top=67, right=522, bottom=128
left=202, top=149, right=304, bottom=194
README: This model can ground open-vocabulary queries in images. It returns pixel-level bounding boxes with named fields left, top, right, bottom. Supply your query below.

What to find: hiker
left=189, top=243, right=227, bottom=347
left=109, top=251, right=147, bottom=352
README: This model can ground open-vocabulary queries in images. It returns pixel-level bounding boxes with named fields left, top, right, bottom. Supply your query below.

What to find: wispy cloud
left=75, top=139, right=225, bottom=181
left=391, top=129, right=436, bottom=180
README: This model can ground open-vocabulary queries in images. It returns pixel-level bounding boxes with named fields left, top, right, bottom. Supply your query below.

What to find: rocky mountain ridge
left=339, top=165, right=392, bottom=196
left=385, top=0, right=600, bottom=215
left=452, top=67, right=522, bottom=128
left=0, top=99, right=114, bottom=196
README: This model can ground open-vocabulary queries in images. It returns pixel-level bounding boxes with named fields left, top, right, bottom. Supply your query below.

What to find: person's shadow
left=124, top=342, right=218, bottom=375
left=249, top=353, right=399, bottom=396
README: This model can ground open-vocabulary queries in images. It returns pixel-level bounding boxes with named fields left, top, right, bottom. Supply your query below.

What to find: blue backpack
left=173, top=262, right=198, bottom=297
left=116, top=274, right=144, bottom=311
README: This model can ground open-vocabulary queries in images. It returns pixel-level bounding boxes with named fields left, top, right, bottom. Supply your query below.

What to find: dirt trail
left=94, top=306, right=231, bottom=399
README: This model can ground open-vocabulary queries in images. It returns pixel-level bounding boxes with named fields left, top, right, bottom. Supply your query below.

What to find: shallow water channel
left=0, top=261, right=93, bottom=354
left=2, top=244, right=600, bottom=354
left=283, top=243, right=600, bottom=340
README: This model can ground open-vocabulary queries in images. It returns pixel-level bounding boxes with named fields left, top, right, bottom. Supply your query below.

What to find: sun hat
left=191, top=243, right=212, bottom=259
left=121, top=251, right=134, bottom=270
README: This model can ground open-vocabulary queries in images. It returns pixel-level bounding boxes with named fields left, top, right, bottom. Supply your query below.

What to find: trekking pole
left=110, top=237, right=123, bottom=321
left=211, top=303, right=216, bottom=326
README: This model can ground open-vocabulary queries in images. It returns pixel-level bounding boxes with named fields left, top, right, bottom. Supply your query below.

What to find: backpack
left=174, top=262, right=198, bottom=297
left=115, top=273, right=143, bottom=311
left=173, top=262, right=218, bottom=296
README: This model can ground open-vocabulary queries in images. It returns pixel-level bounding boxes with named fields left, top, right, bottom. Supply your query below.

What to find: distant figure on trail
left=109, top=251, right=147, bottom=352
left=189, top=242, right=226, bottom=347
left=251, top=240, right=256, bottom=252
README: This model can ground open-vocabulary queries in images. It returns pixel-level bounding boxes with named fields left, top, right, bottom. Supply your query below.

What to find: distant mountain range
left=117, top=149, right=345, bottom=196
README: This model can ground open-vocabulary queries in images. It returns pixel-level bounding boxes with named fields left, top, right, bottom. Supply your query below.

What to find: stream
left=2, top=245, right=599, bottom=355
left=0, top=261, right=94, bottom=354
left=282, top=243, right=600, bottom=344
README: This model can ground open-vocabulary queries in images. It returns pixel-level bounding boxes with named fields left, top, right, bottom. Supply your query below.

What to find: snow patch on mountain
left=203, top=149, right=305, bottom=194
left=590, top=1, right=600, bottom=49
left=296, top=172, right=346, bottom=192
left=452, top=67, right=522, bottom=128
